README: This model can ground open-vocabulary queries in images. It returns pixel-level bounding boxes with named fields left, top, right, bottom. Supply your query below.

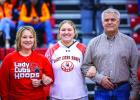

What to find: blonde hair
left=15, top=26, right=37, bottom=51
left=58, top=20, right=78, bottom=39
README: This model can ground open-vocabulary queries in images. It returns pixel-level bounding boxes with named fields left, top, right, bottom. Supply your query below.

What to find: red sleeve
left=0, top=54, right=12, bottom=100
left=42, top=56, right=54, bottom=83
left=76, top=42, right=86, bottom=56
left=42, top=56, right=54, bottom=96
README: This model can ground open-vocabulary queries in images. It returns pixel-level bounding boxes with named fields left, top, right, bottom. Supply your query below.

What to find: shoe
left=5, top=39, right=10, bottom=49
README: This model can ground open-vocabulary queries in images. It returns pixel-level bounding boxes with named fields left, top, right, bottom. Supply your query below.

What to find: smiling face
left=16, top=26, right=37, bottom=51
left=20, top=29, right=35, bottom=51
left=59, top=22, right=76, bottom=45
left=102, top=10, right=120, bottom=37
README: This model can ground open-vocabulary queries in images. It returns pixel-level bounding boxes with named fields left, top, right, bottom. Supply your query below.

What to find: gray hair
left=101, top=8, right=120, bottom=22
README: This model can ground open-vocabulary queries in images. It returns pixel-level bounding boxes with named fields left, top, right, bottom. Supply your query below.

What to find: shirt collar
left=102, top=31, right=120, bottom=41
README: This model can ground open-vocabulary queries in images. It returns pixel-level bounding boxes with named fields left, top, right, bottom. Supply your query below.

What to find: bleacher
left=52, top=0, right=138, bottom=43
left=52, top=0, right=82, bottom=41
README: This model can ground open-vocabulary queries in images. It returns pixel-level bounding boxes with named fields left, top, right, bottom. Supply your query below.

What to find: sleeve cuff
left=93, top=72, right=104, bottom=84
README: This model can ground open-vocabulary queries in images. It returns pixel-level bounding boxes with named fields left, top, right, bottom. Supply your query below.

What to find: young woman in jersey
left=0, top=26, right=54, bottom=100
left=45, top=20, right=96, bottom=100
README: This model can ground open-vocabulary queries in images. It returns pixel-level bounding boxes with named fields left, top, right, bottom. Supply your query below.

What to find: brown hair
left=58, top=20, right=78, bottom=39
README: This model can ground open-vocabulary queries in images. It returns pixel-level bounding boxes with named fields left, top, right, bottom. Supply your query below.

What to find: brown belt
left=113, top=81, right=128, bottom=88
left=96, top=81, right=128, bottom=89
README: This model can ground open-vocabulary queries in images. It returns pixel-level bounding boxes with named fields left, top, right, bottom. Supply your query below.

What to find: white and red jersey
left=45, top=41, right=88, bottom=99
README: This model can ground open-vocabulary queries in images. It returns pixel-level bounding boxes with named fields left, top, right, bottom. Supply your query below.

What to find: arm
left=4, top=3, right=13, bottom=19
left=42, top=56, right=54, bottom=85
left=81, top=40, right=104, bottom=84
left=19, top=4, right=32, bottom=23
left=0, top=55, right=11, bottom=100
left=39, top=3, right=51, bottom=22
left=85, top=66, right=96, bottom=78
left=45, top=48, right=52, bottom=62
left=42, top=74, right=53, bottom=85
left=81, top=41, right=95, bottom=76
left=129, top=40, right=140, bottom=99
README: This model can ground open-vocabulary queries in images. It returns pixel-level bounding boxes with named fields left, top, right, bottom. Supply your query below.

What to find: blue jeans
left=95, top=10, right=103, bottom=36
left=81, top=9, right=93, bottom=34
left=94, top=83, right=130, bottom=100
left=17, top=20, right=54, bottom=46
left=0, top=18, right=16, bottom=40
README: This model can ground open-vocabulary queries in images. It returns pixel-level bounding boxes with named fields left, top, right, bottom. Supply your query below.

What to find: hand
left=129, top=97, right=137, bottom=100
left=100, top=76, right=114, bottom=89
left=86, top=66, right=96, bottom=78
left=31, top=79, right=41, bottom=87
left=42, top=74, right=53, bottom=85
